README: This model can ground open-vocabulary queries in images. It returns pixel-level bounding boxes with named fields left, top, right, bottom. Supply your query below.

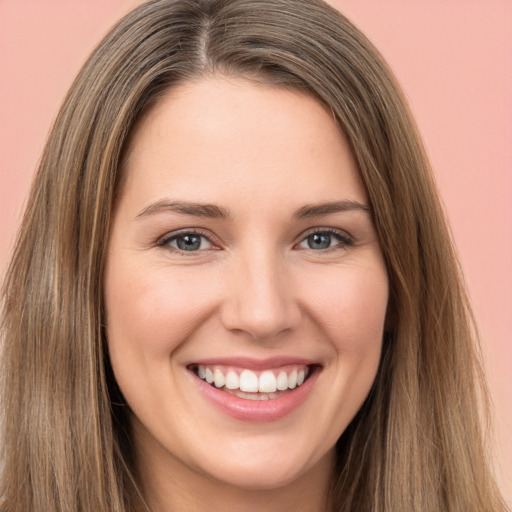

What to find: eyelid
left=155, top=226, right=353, bottom=254
left=295, top=227, right=354, bottom=250
left=156, top=228, right=220, bottom=252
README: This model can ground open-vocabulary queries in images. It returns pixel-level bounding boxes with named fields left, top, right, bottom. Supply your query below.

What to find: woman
left=0, top=0, right=506, bottom=510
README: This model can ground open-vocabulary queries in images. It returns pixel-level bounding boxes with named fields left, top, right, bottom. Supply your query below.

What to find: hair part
left=1, top=0, right=505, bottom=510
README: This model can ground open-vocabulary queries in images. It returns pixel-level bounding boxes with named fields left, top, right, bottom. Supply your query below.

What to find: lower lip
left=189, top=368, right=319, bottom=422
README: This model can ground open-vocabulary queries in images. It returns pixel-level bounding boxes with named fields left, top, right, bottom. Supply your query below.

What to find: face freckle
left=104, top=76, right=389, bottom=501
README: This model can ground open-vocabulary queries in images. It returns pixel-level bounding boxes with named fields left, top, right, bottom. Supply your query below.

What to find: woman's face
left=104, top=77, right=388, bottom=495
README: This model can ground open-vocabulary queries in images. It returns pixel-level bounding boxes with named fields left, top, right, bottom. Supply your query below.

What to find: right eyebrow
left=135, top=200, right=231, bottom=220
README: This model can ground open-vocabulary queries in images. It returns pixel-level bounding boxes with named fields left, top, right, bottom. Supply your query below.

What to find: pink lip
left=186, top=361, right=320, bottom=423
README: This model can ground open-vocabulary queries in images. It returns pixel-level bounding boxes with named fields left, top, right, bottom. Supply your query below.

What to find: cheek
left=304, top=262, right=389, bottom=352
left=104, top=260, right=216, bottom=362
left=103, top=260, right=222, bottom=424
left=289, top=261, right=388, bottom=451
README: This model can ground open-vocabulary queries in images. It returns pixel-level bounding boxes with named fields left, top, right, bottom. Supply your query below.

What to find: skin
left=104, top=77, right=389, bottom=512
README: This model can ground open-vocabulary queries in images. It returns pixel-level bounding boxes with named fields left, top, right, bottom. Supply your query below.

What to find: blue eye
left=298, top=230, right=352, bottom=251
left=160, top=232, right=213, bottom=252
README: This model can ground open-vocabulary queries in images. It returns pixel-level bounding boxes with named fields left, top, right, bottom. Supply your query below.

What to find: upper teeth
left=196, top=365, right=309, bottom=393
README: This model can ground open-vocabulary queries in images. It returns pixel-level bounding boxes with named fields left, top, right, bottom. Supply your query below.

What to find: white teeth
left=213, top=369, right=225, bottom=388
left=288, top=369, right=298, bottom=389
left=239, top=369, right=259, bottom=392
left=276, top=371, right=289, bottom=391
left=194, top=365, right=312, bottom=395
left=225, top=370, right=239, bottom=390
left=258, top=371, right=277, bottom=393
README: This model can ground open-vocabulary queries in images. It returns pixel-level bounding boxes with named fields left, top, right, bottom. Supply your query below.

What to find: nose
left=219, top=249, right=302, bottom=341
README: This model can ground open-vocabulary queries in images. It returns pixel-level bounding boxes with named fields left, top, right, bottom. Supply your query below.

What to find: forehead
left=120, top=76, right=366, bottom=212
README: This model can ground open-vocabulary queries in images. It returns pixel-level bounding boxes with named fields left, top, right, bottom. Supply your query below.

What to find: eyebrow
left=135, top=198, right=371, bottom=221
left=293, top=200, right=371, bottom=219
left=135, top=200, right=230, bottom=220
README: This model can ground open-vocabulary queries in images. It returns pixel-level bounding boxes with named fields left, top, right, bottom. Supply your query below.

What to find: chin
left=191, top=441, right=335, bottom=492
left=211, top=464, right=303, bottom=491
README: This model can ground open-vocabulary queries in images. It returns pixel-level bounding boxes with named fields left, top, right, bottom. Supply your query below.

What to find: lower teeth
left=221, top=387, right=288, bottom=401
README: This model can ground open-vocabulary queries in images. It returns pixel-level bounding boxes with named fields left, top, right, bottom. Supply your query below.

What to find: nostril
left=219, top=302, right=302, bottom=341
left=218, top=266, right=302, bottom=340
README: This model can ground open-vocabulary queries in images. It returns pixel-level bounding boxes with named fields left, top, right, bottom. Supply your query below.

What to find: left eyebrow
left=293, top=200, right=371, bottom=219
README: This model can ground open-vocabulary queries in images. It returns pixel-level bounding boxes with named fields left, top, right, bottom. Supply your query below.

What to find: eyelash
left=157, top=227, right=353, bottom=254
left=297, top=228, right=353, bottom=252
left=157, top=229, right=217, bottom=254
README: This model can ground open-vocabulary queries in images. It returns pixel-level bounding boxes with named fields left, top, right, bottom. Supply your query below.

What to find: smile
left=187, top=359, right=319, bottom=422
left=191, top=364, right=310, bottom=399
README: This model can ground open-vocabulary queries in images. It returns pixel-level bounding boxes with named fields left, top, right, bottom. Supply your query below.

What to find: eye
left=158, top=231, right=215, bottom=252
left=297, top=229, right=352, bottom=251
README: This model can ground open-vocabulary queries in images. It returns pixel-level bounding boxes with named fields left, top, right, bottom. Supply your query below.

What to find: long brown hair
left=0, top=0, right=506, bottom=510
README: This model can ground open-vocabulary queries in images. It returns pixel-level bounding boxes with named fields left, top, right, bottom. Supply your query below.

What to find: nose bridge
left=221, top=243, right=301, bottom=339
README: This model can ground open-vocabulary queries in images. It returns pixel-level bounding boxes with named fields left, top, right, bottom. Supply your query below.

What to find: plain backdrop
left=0, top=0, right=511, bottom=504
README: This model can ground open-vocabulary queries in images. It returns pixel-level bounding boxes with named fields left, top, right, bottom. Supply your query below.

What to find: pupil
left=309, top=233, right=331, bottom=249
left=177, top=235, right=201, bottom=251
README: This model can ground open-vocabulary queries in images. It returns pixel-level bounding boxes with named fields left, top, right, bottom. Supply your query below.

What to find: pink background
left=1, top=0, right=510, bottom=502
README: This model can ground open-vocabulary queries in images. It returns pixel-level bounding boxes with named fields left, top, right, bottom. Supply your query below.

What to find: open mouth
left=188, top=364, right=316, bottom=401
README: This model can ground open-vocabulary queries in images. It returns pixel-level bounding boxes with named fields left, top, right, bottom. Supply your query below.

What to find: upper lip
left=185, top=356, right=319, bottom=371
